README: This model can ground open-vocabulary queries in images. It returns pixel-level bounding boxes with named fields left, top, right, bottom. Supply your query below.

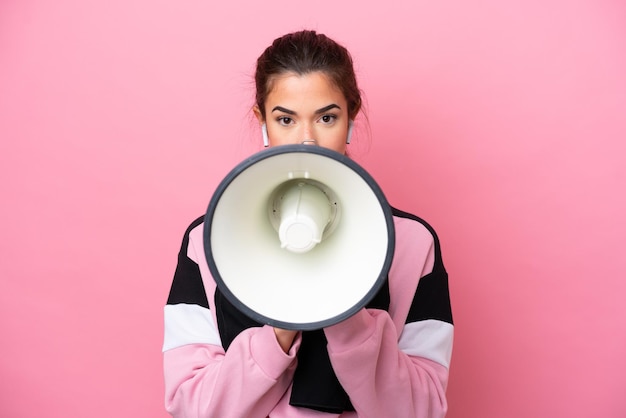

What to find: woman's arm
left=325, top=212, right=453, bottom=418
left=163, top=218, right=301, bottom=418
left=164, top=325, right=300, bottom=418
left=325, top=309, right=451, bottom=418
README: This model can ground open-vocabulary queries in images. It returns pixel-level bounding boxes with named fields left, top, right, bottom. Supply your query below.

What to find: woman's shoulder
left=391, top=206, right=441, bottom=251
left=391, top=206, right=441, bottom=242
left=176, top=214, right=206, bottom=248
left=389, top=205, right=446, bottom=272
left=175, top=215, right=206, bottom=264
left=183, top=215, right=205, bottom=236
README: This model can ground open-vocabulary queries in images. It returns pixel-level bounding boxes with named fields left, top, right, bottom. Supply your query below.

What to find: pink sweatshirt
left=163, top=209, right=453, bottom=417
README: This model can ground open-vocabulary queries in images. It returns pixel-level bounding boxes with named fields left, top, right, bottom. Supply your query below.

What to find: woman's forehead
left=265, top=72, right=346, bottom=109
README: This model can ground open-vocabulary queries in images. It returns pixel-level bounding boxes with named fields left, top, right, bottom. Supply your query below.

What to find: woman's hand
left=273, top=328, right=299, bottom=353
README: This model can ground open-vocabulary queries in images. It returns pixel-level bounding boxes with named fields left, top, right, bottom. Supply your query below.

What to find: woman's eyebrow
left=271, top=104, right=341, bottom=115
left=271, top=106, right=296, bottom=115
left=315, top=104, right=341, bottom=114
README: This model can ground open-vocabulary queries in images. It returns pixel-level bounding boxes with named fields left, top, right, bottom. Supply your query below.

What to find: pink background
left=1, top=1, right=625, bottom=417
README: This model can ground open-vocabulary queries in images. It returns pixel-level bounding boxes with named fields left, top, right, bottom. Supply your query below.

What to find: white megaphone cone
left=203, top=144, right=395, bottom=330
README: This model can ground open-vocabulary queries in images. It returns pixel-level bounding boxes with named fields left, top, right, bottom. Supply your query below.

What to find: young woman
left=163, top=30, right=454, bottom=418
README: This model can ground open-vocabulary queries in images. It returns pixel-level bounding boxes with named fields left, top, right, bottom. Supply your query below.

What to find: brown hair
left=254, top=30, right=362, bottom=120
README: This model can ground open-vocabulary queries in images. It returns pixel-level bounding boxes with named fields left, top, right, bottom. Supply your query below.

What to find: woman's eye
left=320, top=115, right=336, bottom=124
left=278, top=117, right=293, bottom=126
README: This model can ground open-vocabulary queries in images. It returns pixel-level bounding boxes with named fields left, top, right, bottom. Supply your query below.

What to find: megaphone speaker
left=203, top=144, right=395, bottom=330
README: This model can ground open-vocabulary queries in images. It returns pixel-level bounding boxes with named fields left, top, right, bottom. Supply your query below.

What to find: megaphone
left=203, top=144, right=395, bottom=331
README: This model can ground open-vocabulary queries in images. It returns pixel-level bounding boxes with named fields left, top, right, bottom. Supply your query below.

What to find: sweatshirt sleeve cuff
left=324, top=309, right=377, bottom=352
left=250, top=326, right=301, bottom=380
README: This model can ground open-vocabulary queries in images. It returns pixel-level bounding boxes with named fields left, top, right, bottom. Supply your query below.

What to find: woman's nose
left=301, top=124, right=317, bottom=145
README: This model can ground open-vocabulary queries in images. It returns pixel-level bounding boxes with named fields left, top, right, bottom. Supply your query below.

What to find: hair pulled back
left=255, top=30, right=362, bottom=120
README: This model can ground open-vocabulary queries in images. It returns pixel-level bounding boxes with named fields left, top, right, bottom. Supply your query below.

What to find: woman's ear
left=253, top=106, right=269, bottom=147
left=253, top=105, right=264, bottom=124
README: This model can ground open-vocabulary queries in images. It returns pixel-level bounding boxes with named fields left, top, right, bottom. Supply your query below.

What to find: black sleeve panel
left=391, top=207, right=453, bottom=325
left=166, top=215, right=210, bottom=309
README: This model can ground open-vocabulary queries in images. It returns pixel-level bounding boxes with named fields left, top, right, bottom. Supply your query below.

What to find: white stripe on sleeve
left=398, top=319, right=454, bottom=369
left=163, top=303, right=222, bottom=352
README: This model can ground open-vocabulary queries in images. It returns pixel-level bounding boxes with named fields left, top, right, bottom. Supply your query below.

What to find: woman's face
left=255, top=71, right=351, bottom=154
